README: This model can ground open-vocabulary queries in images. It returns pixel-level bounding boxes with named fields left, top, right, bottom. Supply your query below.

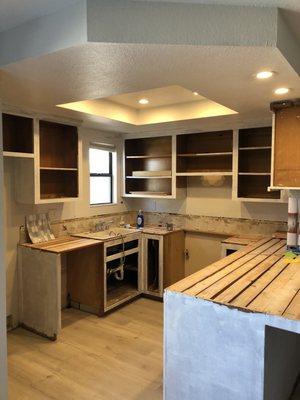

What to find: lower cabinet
left=104, top=233, right=142, bottom=313
left=142, top=230, right=185, bottom=298
left=67, top=230, right=185, bottom=316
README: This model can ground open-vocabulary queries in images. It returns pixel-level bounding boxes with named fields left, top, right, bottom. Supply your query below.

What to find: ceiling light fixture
left=274, top=87, right=290, bottom=95
left=256, top=71, right=274, bottom=80
left=193, top=91, right=199, bottom=96
left=138, top=98, right=149, bottom=105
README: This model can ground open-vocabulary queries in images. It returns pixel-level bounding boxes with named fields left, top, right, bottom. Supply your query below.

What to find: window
left=89, top=146, right=115, bottom=205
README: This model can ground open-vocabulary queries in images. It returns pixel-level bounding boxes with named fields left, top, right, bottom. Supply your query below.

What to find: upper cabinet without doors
left=124, top=135, right=178, bottom=199
left=2, top=113, right=80, bottom=204
left=124, top=129, right=283, bottom=202
left=270, top=100, right=300, bottom=189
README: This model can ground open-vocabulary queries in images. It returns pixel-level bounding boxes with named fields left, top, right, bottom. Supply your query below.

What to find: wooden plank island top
left=168, top=237, right=300, bottom=321
left=21, top=235, right=102, bottom=253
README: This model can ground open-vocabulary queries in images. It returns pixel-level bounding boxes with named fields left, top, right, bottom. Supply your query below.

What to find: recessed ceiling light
left=256, top=71, right=274, bottom=79
left=274, top=87, right=290, bottom=95
left=193, top=91, right=199, bottom=96
left=138, top=98, right=149, bottom=105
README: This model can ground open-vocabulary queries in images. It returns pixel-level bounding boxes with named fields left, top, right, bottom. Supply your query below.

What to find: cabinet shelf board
left=238, top=172, right=270, bottom=176
left=126, top=176, right=172, bottom=179
left=237, top=196, right=283, bottom=203
left=123, top=193, right=173, bottom=199
left=126, top=155, right=172, bottom=159
left=176, top=172, right=232, bottom=177
left=3, top=151, right=34, bottom=159
left=177, top=152, right=232, bottom=157
left=37, top=197, right=79, bottom=204
left=40, top=167, right=78, bottom=171
left=239, top=146, right=271, bottom=151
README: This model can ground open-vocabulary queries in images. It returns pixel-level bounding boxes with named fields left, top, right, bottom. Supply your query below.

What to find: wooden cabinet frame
left=7, top=114, right=82, bottom=204
left=142, top=231, right=185, bottom=298
left=232, top=129, right=286, bottom=202
left=103, top=233, right=142, bottom=312
left=142, top=233, right=164, bottom=297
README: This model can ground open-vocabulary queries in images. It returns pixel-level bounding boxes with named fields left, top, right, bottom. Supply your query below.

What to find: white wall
left=4, top=125, right=126, bottom=324
left=0, top=107, right=8, bottom=399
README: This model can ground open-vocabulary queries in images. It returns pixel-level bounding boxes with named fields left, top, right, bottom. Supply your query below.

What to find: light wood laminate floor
left=8, top=298, right=163, bottom=400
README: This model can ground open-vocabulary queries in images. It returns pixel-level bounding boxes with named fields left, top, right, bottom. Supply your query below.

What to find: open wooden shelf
left=39, top=120, right=79, bottom=201
left=177, top=131, right=233, bottom=174
left=40, top=169, right=78, bottom=200
left=39, top=120, right=78, bottom=169
left=238, top=175, right=280, bottom=200
left=237, top=127, right=280, bottom=200
left=124, top=136, right=173, bottom=198
left=2, top=113, right=34, bottom=154
left=238, top=127, right=272, bottom=148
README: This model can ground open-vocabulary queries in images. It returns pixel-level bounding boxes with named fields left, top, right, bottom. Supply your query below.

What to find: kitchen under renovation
left=0, top=1, right=300, bottom=399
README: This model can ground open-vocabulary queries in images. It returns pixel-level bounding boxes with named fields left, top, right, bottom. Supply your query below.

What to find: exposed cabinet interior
left=237, top=127, right=280, bottom=200
left=176, top=131, right=233, bottom=175
left=106, top=253, right=139, bottom=309
left=143, top=230, right=185, bottom=297
left=2, top=113, right=34, bottom=156
left=271, top=103, right=300, bottom=188
left=39, top=121, right=78, bottom=168
left=40, top=169, right=78, bottom=200
left=39, top=120, right=79, bottom=200
left=67, top=244, right=104, bottom=315
left=146, top=238, right=160, bottom=293
left=124, top=136, right=173, bottom=197
left=104, top=235, right=141, bottom=312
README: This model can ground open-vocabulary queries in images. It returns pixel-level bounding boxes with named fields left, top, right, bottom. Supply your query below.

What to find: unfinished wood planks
left=21, top=236, right=101, bottom=253
left=168, top=237, right=300, bottom=321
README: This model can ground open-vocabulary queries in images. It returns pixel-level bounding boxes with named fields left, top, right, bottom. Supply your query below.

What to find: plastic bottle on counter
left=136, top=210, right=144, bottom=229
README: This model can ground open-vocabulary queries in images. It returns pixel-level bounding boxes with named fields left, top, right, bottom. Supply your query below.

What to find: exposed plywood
left=273, top=106, right=300, bottom=188
left=163, top=230, right=185, bottom=288
left=67, top=244, right=104, bottom=315
left=21, top=236, right=101, bottom=253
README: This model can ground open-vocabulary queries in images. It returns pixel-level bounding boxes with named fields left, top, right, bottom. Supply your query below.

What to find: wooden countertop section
left=21, top=236, right=101, bottom=253
left=168, top=237, right=300, bottom=321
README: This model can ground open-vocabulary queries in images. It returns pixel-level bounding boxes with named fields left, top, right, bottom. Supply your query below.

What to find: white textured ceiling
left=135, top=0, right=300, bottom=42
left=2, top=43, right=299, bottom=134
left=135, top=0, right=300, bottom=10
left=0, top=0, right=80, bottom=32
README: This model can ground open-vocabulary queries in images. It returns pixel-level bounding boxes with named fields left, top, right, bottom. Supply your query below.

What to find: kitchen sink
left=73, top=227, right=139, bottom=241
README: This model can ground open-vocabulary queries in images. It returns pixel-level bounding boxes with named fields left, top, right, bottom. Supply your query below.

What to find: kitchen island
left=164, top=237, right=300, bottom=400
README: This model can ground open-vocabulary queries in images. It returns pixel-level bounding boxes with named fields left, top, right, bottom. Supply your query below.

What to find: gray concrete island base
left=164, top=291, right=300, bottom=400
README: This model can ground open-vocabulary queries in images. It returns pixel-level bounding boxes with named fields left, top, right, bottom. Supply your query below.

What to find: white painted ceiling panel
left=0, top=0, right=80, bottom=32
